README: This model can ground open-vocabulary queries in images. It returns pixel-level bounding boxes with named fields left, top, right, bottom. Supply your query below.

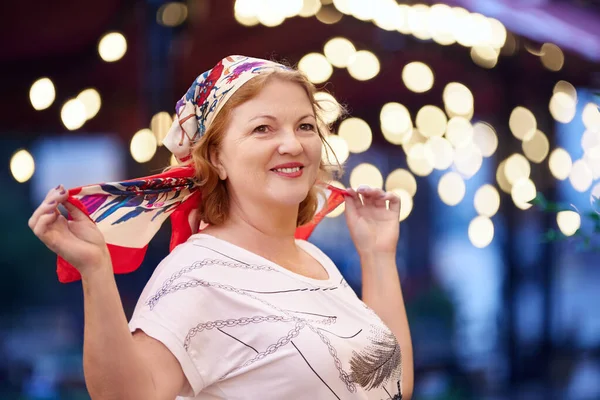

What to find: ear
left=209, top=146, right=227, bottom=180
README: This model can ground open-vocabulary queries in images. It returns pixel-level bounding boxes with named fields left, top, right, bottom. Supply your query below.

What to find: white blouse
left=129, top=233, right=403, bottom=399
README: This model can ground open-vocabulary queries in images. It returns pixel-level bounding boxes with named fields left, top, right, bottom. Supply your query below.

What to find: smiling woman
left=28, top=55, right=413, bottom=400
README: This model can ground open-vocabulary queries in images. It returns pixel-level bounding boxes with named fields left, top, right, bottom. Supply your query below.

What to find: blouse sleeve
left=128, top=243, right=227, bottom=397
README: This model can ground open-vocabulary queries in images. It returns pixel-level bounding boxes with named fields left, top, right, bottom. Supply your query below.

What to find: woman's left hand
left=344, top=185, right=401, bottom=258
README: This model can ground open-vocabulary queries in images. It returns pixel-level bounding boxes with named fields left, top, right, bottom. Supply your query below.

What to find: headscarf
left=57, top=55, right=346, bottom=283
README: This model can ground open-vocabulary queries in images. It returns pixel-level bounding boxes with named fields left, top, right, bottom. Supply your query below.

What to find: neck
left=202, top=193, right=301, bottom=258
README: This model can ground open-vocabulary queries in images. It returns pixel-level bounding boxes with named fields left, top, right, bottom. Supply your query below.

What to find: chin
left=266, top=185, right=312, bottom=207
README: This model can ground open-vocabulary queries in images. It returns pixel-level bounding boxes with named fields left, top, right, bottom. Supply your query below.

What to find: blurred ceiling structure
left=1, top=0, right=599, bottom=143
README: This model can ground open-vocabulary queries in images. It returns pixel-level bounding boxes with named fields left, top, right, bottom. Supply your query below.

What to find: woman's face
left=213, top=79, right=323, bottom=209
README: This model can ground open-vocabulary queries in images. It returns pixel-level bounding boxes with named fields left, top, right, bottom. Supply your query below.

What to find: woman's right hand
left=28, top=185, right=111, bottom=274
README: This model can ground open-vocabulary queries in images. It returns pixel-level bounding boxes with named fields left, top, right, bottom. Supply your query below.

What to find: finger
left=343, top=189, right=361, bottom=219
left=32, top=208, right=60, bottom=240
left=357, top=186, right=384, bottom=207
left=385, top=192, right=401, bottom=213
left=28, top=187, right=67, bottom=229
left=63, top=201, right=91, bottom=222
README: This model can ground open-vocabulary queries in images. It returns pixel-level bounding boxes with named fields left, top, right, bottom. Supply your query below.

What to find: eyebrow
left=248, top=114, right=316, bottom=123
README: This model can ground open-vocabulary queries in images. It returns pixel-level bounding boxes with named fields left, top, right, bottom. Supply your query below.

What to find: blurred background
left=1, top=0, right=600, bottom=399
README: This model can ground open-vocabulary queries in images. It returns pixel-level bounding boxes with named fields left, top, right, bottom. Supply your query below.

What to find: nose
left=277, top=129, right=303, bottom=156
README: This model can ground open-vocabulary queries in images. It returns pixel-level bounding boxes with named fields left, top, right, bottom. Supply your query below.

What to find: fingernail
left=46, top=210, right=55, bottom=214
left=357, top=184, right=369, bottom=191
left=59, top=190, right=66, bottom=195
left=48, top=200, right=56, bottom=205
left=55, top=185, right=61, bottom=190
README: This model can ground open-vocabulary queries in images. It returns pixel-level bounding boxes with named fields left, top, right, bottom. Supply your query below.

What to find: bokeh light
left=61, top=99, right=87, bottom=131
left=472, top=122, right=498, bottom=157
left=443, top=82, right=474, bottom=117
left=469, top=216, right=494, bottom=248
left=157, top=2, right=188, bottom=27
left=323, top=134, right=349, bottom=164
left=347, top=50, right=380, bottom=81
left=402, top=62, right=434, bottom=93
left=130, top=128, right=158, bottom=163
left=381, top=102, right=412, bottom=145
left=416, top=105, right=447, bottom=137
left=556, top=211, right=581, bottom=236
left=505, top=153, right=531, bottom=185
left=324, top=37, right=356, bottom=68
left=509, top=106, right=537, bottom=141
left=511, top=178, right=536, bottom=210
left=350, top=163, right=383, bottom=189
left=98, top=32, right=127, bottom=62
left=10, top=149, right=35, bottom=183
left=315, top=91, right=342, bottom=124
left=386, top=168, right=417, bottom=197
left=338, top=117, right=372, bottom=153
left=474, top=184, right=500, bottom=217
left=445, top=117, right=473, bottom=148
left=298, top=53, right=333, bottom=84
left=569, top=159, right=593, bottom=192
left=29, top=78, right=56, bottom=111
left=549, top=148, right=572, bottom=180
left=522, top=130, right=550, bottom=164
left=438, top=172, right=466, bottom=206
left=77, top=88, right=102, bottom=121
left=151, top=111, right=173, bottom=144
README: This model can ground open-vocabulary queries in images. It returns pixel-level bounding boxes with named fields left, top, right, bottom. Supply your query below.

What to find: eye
left=253, top=125, right=269, bottom=133
left=299, top=123, right=316, bottom=131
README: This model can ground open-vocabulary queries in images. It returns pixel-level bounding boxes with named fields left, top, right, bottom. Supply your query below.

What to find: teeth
left=274, top=167, right=301, bottom=173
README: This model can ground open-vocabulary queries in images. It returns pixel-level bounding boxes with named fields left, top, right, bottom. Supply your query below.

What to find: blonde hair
left=190, top=68, right=344, bottom=227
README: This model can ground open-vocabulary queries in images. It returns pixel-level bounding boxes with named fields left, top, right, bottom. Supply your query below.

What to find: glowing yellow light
left=350, top=163, right=383, bottom=189
left=474, top=184, right=500, bottom=217
left=61, top=99, right=87, bottom=131
left=472, top=122, right=498, bottom=157
left=468, top=216, right=494, bottom=248
left=235, top=12, right=260, bottom=26
left=454, top=143, right=483, bottom=179
left=582, top=103, right=600, bottom=132
left=386, top=168, right=417, bottom=197
left=540, top=43, right=564, bottom=72
left=549, top=92, right=577, bottom=123
left=509, top=106, right=537, bottom=141
left=316, top=4, right=343, bottom=23
left=505, top=153, right=531, bottom=185
left=77, top=88, right=101, bottom=120
left=392, top=189, right=413, bottom=222
left=496, top=160, right=512, bottom=194
left=10, top=149, right=35, bottom=183
left=235, top=0, right=257, bottom=17
left=470, top=45, right=499, bottom=69
left=406, top=142, right=434, bottom=177
left=380, top=102, right=412, bottom=145
left=445, top=116, right=473, bottom=148
left=170, top=154, right=179, bottom=167
left=323, top=134, right=349, bottom=164
left=488, top=18, right=507, bottom=48
left=347, top=50, right=380, bottom=81
left=332, top=0, right=351, bottom=14
left=569, top=159, right=593, bottom=192
left=130, top=128, right=158, bottom=163
left=151, top=111, right=173, bottom=145
left=425, top=137, right=454, bottom=170
left=298, top=53, right=333, bottom=84
left=438, top=172, right=465, bottom=206
left=402, top=62, right=434, bottom=93
left=157, top=2, right=188, bottom=27
left=556, top=211, right=581, bottom=236
left=428, top=3, right=456, bottom=46
left=522, top=130, right=550, bottom=164
left=416, top=105, right=447, bottom=137
left=443, top=82, right=474, bottom=117
left=324, top=37, right=356, bottom=68
left=548, top=148, right=572, bottom=181
left=338, top=118, right=372, bottom=153
left=511, top=178, right=536, bottom=210
left=98, top=32, right=127, bottom=62
left=553, top=80, right=577, bottom=101
left=408, top=4, right=432, bottom=40
left=315, top=92, right=342, bottom=124
left=29, top=78, right=55, bottom=111
left=299, top=0, right=322, bottom=17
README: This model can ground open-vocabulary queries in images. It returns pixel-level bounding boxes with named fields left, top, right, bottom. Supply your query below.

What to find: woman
left=28, top=56, right=413, bottom=399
